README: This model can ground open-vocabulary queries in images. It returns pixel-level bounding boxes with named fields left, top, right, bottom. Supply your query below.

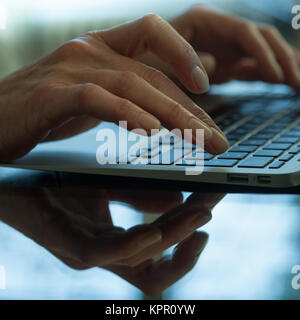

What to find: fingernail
left=208, top=127, right=229, bottom=154
left=192, top=66, right=210, bottom=92
left=189, top=213, right=212, bottom=230
left=138, top=113, right=161, bottom=132
left=189, top=117, right=213, bottom=141
left=140, top=229, right=162, bottom=246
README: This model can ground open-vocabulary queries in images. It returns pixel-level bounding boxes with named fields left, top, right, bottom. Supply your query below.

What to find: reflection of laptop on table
left=3, top=82, right=300, bottom=188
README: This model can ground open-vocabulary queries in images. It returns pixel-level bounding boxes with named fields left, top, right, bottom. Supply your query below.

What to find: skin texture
left=0, top=184, right=225, bottom=295
left=142, top=5, right=300, bottom=87
left=0, top=6, right=299, bottom=162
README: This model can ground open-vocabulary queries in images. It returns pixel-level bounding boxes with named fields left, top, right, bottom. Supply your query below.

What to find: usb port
left=257, top=175, right=271, bottom=184
left=227, top=174, right=249, bottom=183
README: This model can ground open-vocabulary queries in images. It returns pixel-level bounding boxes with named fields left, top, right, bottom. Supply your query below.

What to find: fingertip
left=191, top=66, right=210, bottom=93
left=205, top=127, right=230, bottom=155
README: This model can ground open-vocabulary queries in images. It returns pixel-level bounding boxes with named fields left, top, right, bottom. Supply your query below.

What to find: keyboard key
left=253, top=150, right=282, bottom=157
left=185, top=149, right=211, bottom=160
left=239, top=139, right=266, bottom=146
left=229, top=145, right=258, bottom=153
left=238, top=157, right=272, bottom=168
left=228, top=139, right=238, bottom=145
left=283, top=129, right=300, bottom=137
left=252, top=133, right=275, bottom=140
left=234, top=128, right=249, bottom=135
left=176, top=159, right=203, bottom=166
left=226, top=133, right=245, bottom=140
left=238, top=123, right=258, bottom=130
left=262, top=123, right=288, bottom=133
left=204, top=153, right=214, bottom=160
left=159, top=148, right=192, bottom=164
left=279, top=153, right=294, bottom=161
left=288, top=146, right=300, bottom=154
left=265, top=122, right=288, bottom=129
left=204, top=159, right=238, bottom=167
left=269, top=161, right=285, bottom=169
left=273, top=137, right=299, bottom=144
left=264, top=143, right=292, bottom=150
left=218, top=152, right=248, bottom=160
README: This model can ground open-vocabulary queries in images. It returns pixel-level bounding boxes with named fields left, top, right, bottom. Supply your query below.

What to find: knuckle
left=114, top=241, right=136, bottom=260
left=168, top=101, right=184, bottom=120
left=78, top=83, right=97, bottom=110
left=140, top=13, right=162, bottom=30
left=194, top=111, right=213, bottom=126
left=192, top=107, right=208, bottom=121
left=117, top=98, right=133, bottom=118
left=46, top=63, right=70, bottom=80
left=114, top=71, right=138, bottom=94
left=181, top=42, right=197, bottom=58
left=55, top=40, right=87, bottom=61
left=143, top=68, right=167, bottom=88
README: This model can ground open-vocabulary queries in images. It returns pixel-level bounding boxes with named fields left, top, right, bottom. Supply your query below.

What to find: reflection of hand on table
left=0, top=186, right=224, bottom=294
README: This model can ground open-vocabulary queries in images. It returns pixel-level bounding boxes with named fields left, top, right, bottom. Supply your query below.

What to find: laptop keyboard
left=126, top=96, right=300, bottom=170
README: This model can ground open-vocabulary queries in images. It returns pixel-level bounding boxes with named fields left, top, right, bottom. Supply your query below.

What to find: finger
left=177, top=8, right=284, bottom=83
left=40, top=84, right=161, bottom=135
left=106, top=231, right=208, bottom=296
left=86, top=225, right=163, bottom=266
left=232, top=58, right=261, bottom=81
left=235, top=21, right=285, bottom=82
left=38, top=210, right=162, bottom=267
left=118, top=204, right=211, bottom=267
left=151, top=192, right=224, bottom=227
left=94, top=62, right=229, bottom=153
left=117, top=192, right=222, bottom=266
left=99, top=14, right=210, bottom=93
left=259, top=26, right=300, bottom=89
left=87, top=69, right=215, bottom=148
left=184, top=192, right=226, bottom=210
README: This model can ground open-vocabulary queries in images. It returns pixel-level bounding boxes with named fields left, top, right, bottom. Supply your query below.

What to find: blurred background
left=1, top=0, right=300, bottom=300
left=0, top=0, right=299, bottom=78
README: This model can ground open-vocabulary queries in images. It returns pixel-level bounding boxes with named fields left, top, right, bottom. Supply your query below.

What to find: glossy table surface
left=0, top=0, right=299, bottom=301
left=1, top=166, right=300, bottom=300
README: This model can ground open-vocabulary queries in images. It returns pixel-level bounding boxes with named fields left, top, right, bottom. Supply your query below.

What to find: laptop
left=3, top=81, right=300, bottom=188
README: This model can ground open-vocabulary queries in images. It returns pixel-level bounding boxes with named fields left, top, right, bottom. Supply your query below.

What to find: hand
left=0, top=183, right=225, bottom=295
left=141, top=6, right=300, bottom=89
left=0, top=14, right=230, bottom=163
